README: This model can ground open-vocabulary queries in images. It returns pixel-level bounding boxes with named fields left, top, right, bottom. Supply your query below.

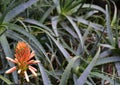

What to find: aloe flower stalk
left=6, top=41, right=40, bottom=82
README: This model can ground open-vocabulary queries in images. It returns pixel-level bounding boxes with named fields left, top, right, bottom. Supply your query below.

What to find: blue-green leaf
left=0, top=34, right=18, bottom=84
left=4, top=0, right=38, bottom=22
left=38, top=63, right=52, bottom=85
left=75, top=47, right=100, bottom=85
left=59, top=56, right=80, bottom=85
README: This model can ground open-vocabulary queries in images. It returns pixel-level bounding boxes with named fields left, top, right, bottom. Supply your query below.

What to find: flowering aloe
left=6, top=41, right=40, bottom=82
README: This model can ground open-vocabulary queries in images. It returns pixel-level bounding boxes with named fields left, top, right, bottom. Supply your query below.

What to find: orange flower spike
left=5, top=41, right=40, bottom=82
left=15, top=42, right=30, bottom=62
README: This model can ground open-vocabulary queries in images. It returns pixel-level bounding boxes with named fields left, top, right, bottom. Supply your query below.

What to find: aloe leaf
left=100, top=44, right=115, bottom=49
left=66, top=16, right=84, bottom=51
left=40, top=5, right=55, bottom=23
left=60, top=22, right=78, bottom=38
left=83, top=25, right=91, bottom=42
left=111, top=1, right=117, bottom=26
left=0, top=75, right=13, bottom=85
left=0, top=26, right=7, bottom=36
left=105, top=5, right=114, bottom=46
left=63, top=0, right=83, bottom=14
left=77, top=17, right=104, bottom=32
left=111, top=1, right=120, bottom=73
left=75, top=47, right=100, bottom=85
left=99, top=50, right=112, bottom=58
left=23, top=19, right=54, bottom=35
left=24, top=25, right=71, bottom=62
left=48, top=33, right=71, bottom=62
left=61, top=39, right=76, bottom=55
left=6, top=30, right=24, bottom=41
left=59, top=56, right=80, bottom=85
left=91, top=72, right=120, bottom=85
left=63, top=0, right=74, bottom=9
left=0, top=34, right=18, bottom=84
left=95, top=56, right=120, bottom=66
left=4, top=0, right=38, bottom=22
left=85, top=10, right=98, bottom=19
left=38, top=63, right=52, bottom=85
left=82, top=4, right=106, bottom=14
left=64, top=4, right=81, bottom=15
left=49, top=34, right=71, bottom=61
left=51, top=16, right=59, bottom=37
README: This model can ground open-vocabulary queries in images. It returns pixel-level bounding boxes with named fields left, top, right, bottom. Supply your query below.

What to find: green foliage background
left=0, top=0, right=120, bottom=85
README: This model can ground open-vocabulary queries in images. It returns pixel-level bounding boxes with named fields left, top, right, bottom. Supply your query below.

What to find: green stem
left=20, top=78, right=24, bottom=85
left=20, top=73, right=24, bottom=85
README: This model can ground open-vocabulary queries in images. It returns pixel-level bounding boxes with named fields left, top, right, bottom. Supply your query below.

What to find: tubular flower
left=5, top=41, right=40, bottom=82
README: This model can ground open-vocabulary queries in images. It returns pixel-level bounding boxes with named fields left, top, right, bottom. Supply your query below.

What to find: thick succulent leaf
left=83, top=25, right=91, bottom=42
left=91, top=72, right=120, bottom=85
left=85, top=10, right=98, bottom=19
left=6, top=30, right=22, bottom=41
left=0, top=34, right=18, bottom=84
left=82, top=4, right=106, bottom=14
left=23, top=19, right=54, bottom=35
left=38, top=63, right=52, bottom=85
left=51, top=16, right=59, bottom=37
left=60, top=0, right=84, bottom=15
left=40, top=5, right=55, bottom=23
left=63, top=3, right=81, bottom=15
left=66, top=16, right=84, bottom=51
left=0, top=26, right=7, bottom=36
left=95, top=56, right=120, bottom=66
left=0, top=75, right=13, bottom=85
left=60, top=22, right=78, bottom=38
left=111, top=1, right=117, bottom=26
left=59, top=56, right=80, bottom=85
left=4, top=0, right=38, bottom=22
left=48, top=31, right=71, bottom=62
left=76, top=17, right=104, bottom=32
left=100, top=44, right=115, bottom=49
left=99, top=50, right=112, bottom=58
left=105, top=5, right=114, bottom=46
left=21, top=24, right=71, bottom=62
left=75, top=47, right=100, bottom=85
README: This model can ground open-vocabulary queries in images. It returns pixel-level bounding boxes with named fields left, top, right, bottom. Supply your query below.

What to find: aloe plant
left=0, top=0, right=120, bottom=85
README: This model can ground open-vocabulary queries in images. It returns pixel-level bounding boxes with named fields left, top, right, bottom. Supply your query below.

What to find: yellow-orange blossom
left=5, top=41, right=40, bottom=82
